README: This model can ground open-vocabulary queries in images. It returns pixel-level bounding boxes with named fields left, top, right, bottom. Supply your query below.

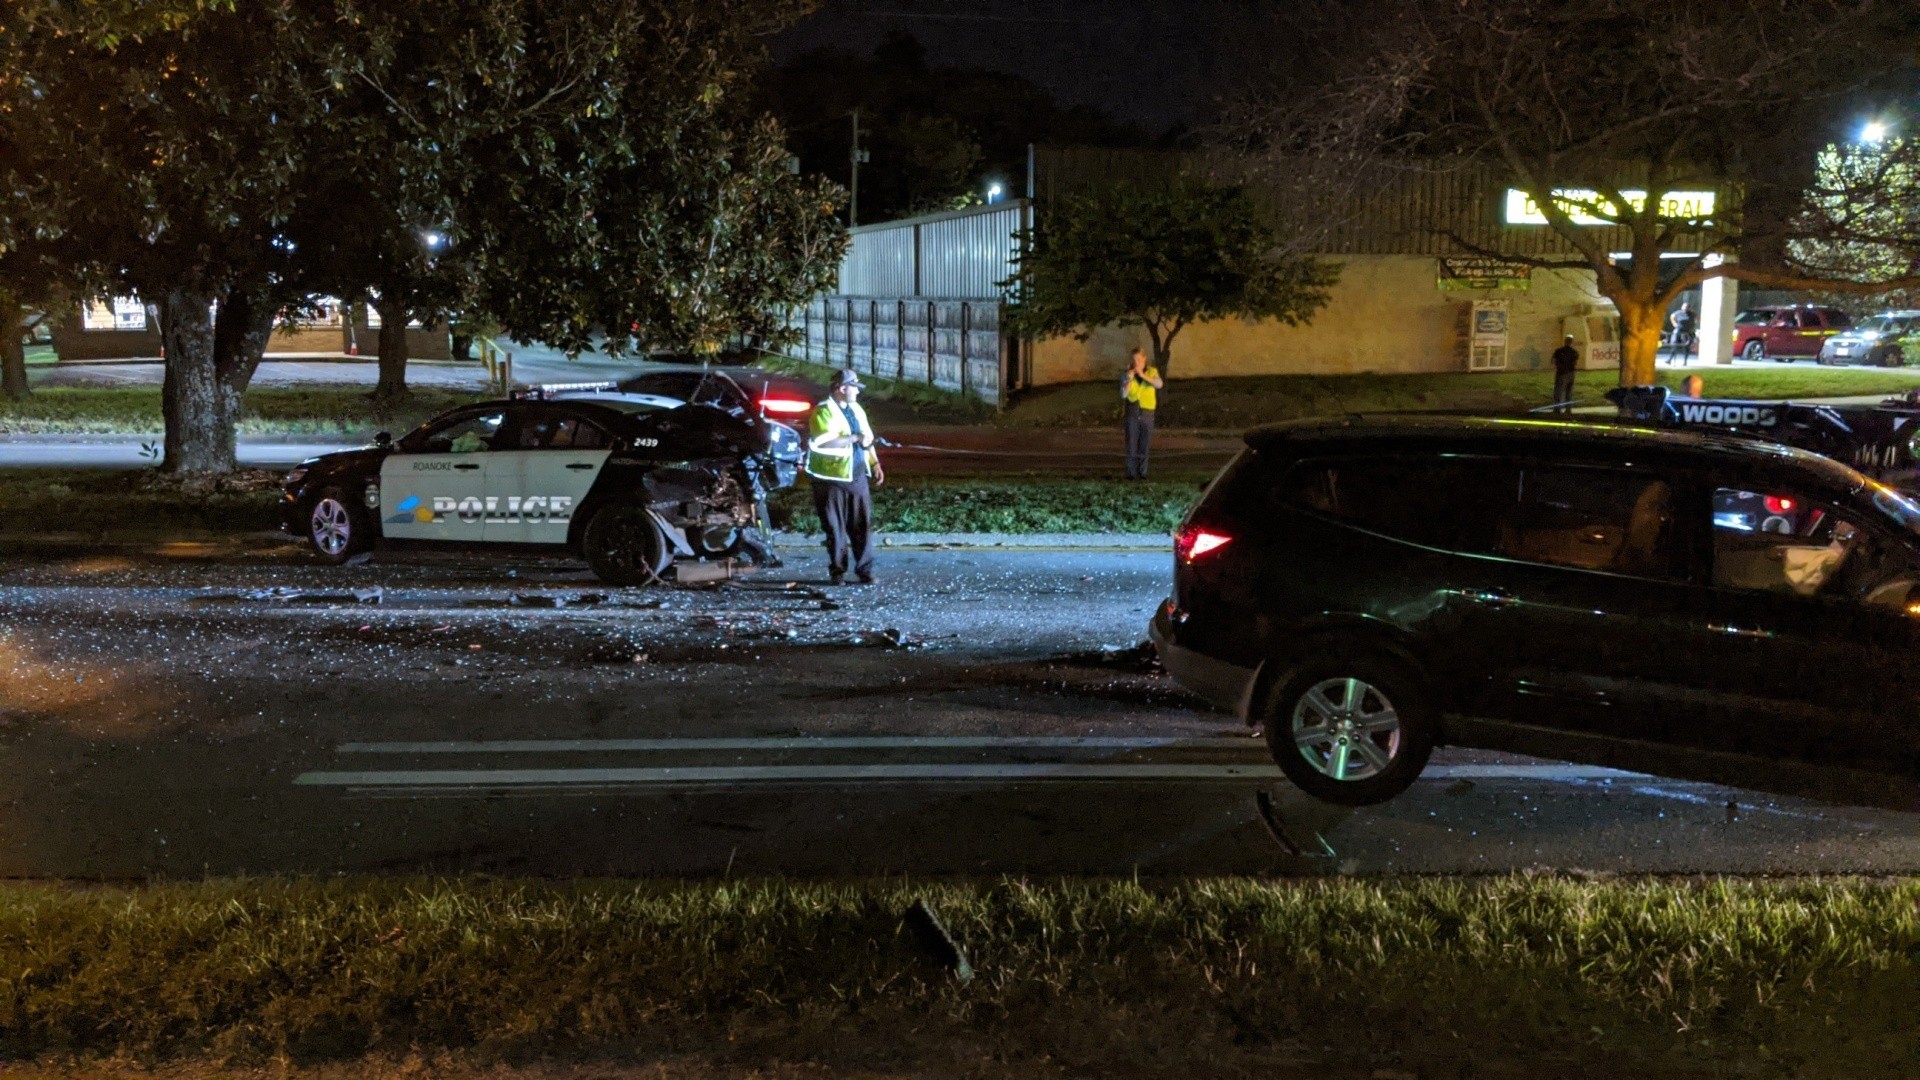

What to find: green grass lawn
left=4, top=875, right=1916, bottom=1075
left=0, top=386, right=486, bottom=436
left=769, top=473, right=1198, bottom=534
left=1000, top=367, right=1920, bottom=429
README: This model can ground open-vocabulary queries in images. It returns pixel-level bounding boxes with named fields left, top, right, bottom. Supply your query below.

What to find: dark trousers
left=1552, top=369, right=1576, bottom=410
left=1124, top=403, right=1156, bottom=479
left=812, top=474, right=874, bottom=578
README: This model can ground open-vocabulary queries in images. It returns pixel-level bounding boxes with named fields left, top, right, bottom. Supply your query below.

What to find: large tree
left=1233, top=0, right=1920, bottom=385
left=1003, top=181, right=1338, bottom=374
left=2, top=0, right=845, bottom=469
left=1, top=1, right=320, bottom=470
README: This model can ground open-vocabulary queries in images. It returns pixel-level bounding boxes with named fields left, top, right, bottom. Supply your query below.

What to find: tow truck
left=1609, top=384, right=1920, bottom=490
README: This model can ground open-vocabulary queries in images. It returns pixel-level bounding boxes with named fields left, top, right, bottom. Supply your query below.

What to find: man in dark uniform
left=1551, top=335, right=1581, bottom=412
left=806, top=369, right=884, bottom=585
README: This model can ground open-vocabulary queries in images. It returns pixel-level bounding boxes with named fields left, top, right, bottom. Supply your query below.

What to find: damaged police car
left=279, top=397, right=802, bottom=584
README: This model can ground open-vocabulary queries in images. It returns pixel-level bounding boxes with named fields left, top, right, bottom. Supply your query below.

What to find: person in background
left=1683, top=373, right=1705, bottom=398
left=1121, top=348, right=1164, bottom=479
left=1551, top=335, right=1581, bottom=411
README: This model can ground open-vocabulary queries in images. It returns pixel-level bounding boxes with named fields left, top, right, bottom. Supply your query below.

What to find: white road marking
left=293, top=762, right=1647, bottom=788
left=336, top=736, right=1262, bottom=754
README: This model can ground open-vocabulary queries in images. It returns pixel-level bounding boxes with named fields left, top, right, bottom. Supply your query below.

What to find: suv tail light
left=1174, top=524, right=1232, bottom=563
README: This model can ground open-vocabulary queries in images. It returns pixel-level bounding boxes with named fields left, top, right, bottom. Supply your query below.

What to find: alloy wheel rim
left=1291, top=677, right=1401, bottom=782
left=311, top=498, right=351, bottom=557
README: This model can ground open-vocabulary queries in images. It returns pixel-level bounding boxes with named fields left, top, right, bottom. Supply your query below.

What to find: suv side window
left=1278, top=456, right=1515, bottom=554
left=1499, top=464, right=1676, bottom=578
left=1712, top=488, right=1918, bottom=607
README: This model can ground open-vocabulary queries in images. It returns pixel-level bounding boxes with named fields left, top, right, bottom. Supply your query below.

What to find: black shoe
left=829, top=572, right=845, bottom=586
left=855, top=573, right=875, bottom=585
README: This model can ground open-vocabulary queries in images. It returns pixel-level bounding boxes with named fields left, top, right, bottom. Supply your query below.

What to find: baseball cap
left=831, top=368, right=864, bottom=389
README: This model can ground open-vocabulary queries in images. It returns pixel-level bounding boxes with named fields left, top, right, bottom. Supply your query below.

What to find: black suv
left=1151, top=415, right=1920, bottom=807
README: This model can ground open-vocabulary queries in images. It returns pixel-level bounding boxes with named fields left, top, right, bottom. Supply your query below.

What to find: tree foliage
left=1003, top=183, right=1339, bottom=374
left=1233, top=0, right=1920, bottom=385
left=0, top=0, right=846, bottom=470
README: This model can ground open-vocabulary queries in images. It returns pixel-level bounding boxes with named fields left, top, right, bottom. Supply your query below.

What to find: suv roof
left=1242, top=413, right=1867, bottom=488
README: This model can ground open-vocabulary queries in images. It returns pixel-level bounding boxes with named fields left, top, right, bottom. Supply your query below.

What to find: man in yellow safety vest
left=806, top=368, right=885, bottom=585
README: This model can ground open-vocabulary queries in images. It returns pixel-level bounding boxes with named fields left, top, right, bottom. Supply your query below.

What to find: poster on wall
left=81, top=297, right=149, bottom=331
left=1468, top=299, right=1510, bottom=371
left=1438, top=256, right=1532, bottom=291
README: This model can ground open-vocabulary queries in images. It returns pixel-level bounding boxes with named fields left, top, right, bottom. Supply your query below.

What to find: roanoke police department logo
left=386, top=494, right=436, bottom=525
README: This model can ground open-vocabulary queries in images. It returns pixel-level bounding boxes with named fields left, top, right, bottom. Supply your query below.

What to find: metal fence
left=790, top=296, right=1005, bottom=404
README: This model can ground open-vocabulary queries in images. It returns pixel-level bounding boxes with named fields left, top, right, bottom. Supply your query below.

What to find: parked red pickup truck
left=1731, top=305, right=1853, bottom=361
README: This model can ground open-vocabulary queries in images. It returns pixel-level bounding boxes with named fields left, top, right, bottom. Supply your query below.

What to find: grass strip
left=1001, top=367, right=1920, bottom=429
left=0, top=386, right=486, bottom=436
left=769, top=473, right=1198, bottom=534
left=1, top=469, right=1199, bottom=539
left=4, top=875, right=1918, bottom=1076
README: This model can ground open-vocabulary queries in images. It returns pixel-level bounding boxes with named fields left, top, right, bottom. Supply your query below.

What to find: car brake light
left=759, top=397, right=812, bottom=417
left=1175, top=525, right=1232, bottom=563
left=1763, top=495, right=1796, bottom=515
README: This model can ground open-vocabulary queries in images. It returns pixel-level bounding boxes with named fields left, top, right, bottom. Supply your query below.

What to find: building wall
left=1028, top=254, right=1616, bottom=385
left=53, top=309, right=452, bottom=361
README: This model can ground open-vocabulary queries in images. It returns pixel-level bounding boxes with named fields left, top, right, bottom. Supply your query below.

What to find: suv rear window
left=1278, top=456, right=1514, bottom=554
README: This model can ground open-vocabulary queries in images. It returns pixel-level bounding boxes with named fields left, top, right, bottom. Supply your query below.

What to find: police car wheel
left=583, top=505, right=671, bottom=586
left=307, top=488, right=371, bottom=564
left=1263, top=654, right=1435, bottom=807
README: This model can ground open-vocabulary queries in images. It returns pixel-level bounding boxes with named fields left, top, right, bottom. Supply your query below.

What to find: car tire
left=1261, top=654, right=1436, bottom=806
left=1742, top=340, right=1766, bottom=362
left=1882, top=347, right=1904, bottom=368
left=583, top=504, right=672, bottom=586
left=306, top=487, right=373, bottom=564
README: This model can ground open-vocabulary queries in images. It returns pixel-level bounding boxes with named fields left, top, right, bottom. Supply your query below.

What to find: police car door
left=378, top=409, right=505, bottom=540
left=484, top=405, right=614, bottom=544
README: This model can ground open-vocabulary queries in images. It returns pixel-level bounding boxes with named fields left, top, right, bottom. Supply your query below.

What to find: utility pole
left=849, top=107, right=870, bottom=226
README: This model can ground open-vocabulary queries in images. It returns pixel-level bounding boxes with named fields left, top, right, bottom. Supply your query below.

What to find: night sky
left=772, top=0, right=1258, bottom=132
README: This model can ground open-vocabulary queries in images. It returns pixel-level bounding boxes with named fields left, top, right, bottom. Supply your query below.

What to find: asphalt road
left=3, top=542, right=1917, bottom=879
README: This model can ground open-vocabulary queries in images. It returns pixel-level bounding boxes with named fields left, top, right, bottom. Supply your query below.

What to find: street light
left=1860, top=120, right=1890, bottom=144
left=985, top=182, right=1004, bottom=204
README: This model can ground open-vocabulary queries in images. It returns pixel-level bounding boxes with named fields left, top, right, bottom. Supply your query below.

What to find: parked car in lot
left=1819, top=310, right=1920, bottom=367
left=280, top=396, right=802, bottom=583
left=1731, top=305, right=1853, bottom=362
left=1151, top=415, right=1920, bottom=807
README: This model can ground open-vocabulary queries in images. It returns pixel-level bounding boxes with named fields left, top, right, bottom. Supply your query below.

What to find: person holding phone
left=1121, top=348, right=1164, bottom=479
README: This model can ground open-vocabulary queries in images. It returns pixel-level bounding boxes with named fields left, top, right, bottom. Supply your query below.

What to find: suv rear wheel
left=1262, top=655, right=1436, bottom=806
left=1742, top=339, right=1766, bottom=362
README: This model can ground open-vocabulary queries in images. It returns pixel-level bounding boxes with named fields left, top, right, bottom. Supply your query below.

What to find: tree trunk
left=159, top=287, right=230, bottom=473
left=1, top=294, right=28, bottom=401
left=1615, top=297, right=1666, bottom=386
left=213, top=290, right=276, bottom=438
left=373, top=297, right=410, bottom=401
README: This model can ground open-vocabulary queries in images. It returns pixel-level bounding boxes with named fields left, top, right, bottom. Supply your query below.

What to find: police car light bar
left=513, top=380, right=620, bottom=401
left=758, top=397, right=812, bottom=417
